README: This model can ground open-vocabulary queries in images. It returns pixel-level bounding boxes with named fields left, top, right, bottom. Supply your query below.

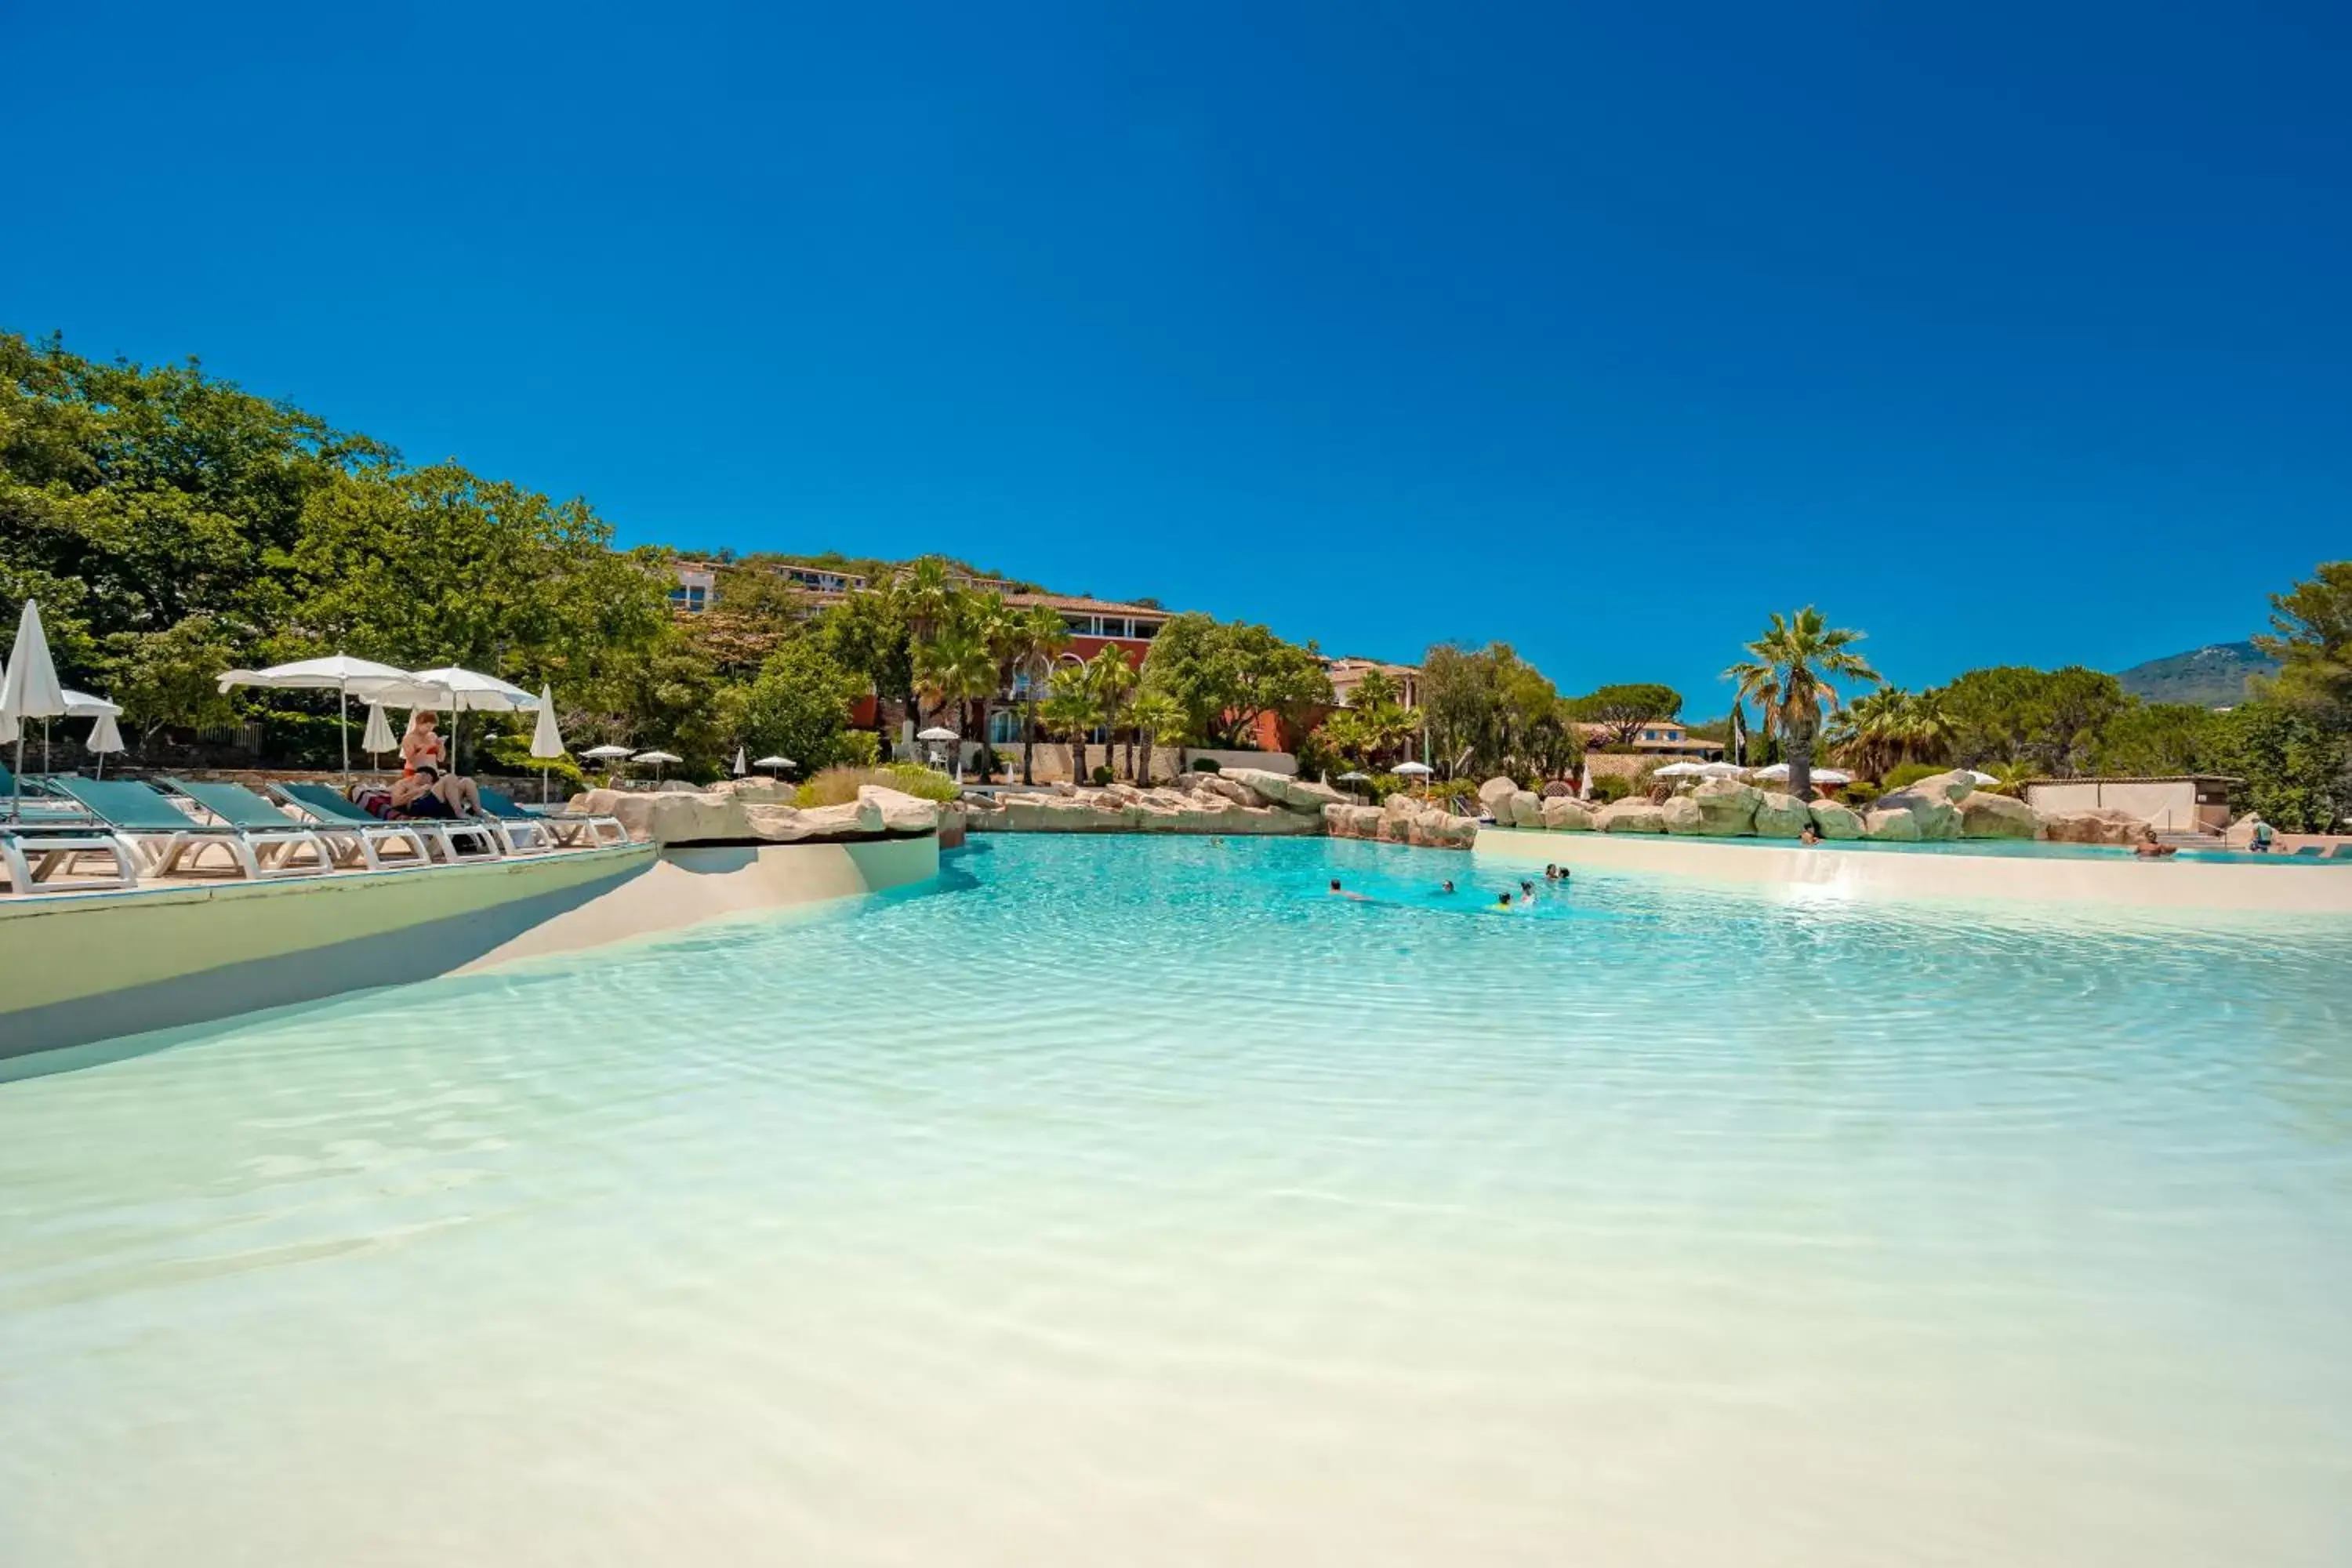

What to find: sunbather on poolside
left=401, top=710, right=446, bottom=776
left=387, top=763, right=479, bottom=820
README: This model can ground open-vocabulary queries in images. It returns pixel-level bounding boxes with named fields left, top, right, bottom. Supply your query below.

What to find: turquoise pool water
left=4, top=836, right=2350, bottom=1566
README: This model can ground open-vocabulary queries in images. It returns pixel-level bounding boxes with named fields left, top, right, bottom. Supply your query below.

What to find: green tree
left=1128, top=687, right=1186, bottom=786
left=1005, top=604, right=1070, bottom=784
left=1418, top=642, right=1583, bottom=782
left=1087, top=644, right=1139, bottom=779
left=1040, top=663, right=1099, bottom=784
left=1936, top=665, right=2129, bottom=775
left=913, top=610, right=998, bottom=779
left=1566, top=683, right=1683, bottom=748
left=740, top=636, right=862, bottom=775
left=1141, top=612, right=1330, bottom=751
left=2092, top=702, right=2216, bottom=777
left=2254, top=561, right=2352, bottom=717
left=818, top=586, right=914, bottom=750
left=2207, top=700, right=2350, bottom=831
left=1725, top=607, right=1881, bottom=800
left=1828, top=686, right=1951, bottom=780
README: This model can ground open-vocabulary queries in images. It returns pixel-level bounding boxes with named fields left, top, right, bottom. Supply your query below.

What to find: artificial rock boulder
left=1325, top=798, right=1475, bottom=850
left=1689, top=779, right=1762, bottom=837
left=1871, top=786, right=1961, bottom=840
left=1807, top=799, right=1865, bottom=840
left=2042, top=808, right=2147, bottom=845
left=1661, top=796, right=1705, bottom=835
left=1501, top=790, right=1544, bottom=828
left=1224, top=768, right=1350, bottom=813
left=1863, top=806, right=1923, bottom=841
left=1477, top=776, right=1520, bottom=819
left=1539, top=797, right=1595, bottom=832
left=574, top=784, right=938, bottom=847
left=1752, top=791, right=1813, bottom=839
left=1955, top=789, right=2040, bottom=839
left=1595, top=797, right=1668, bottom=833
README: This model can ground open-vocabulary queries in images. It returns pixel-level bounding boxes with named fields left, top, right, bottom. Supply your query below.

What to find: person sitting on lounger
left=387, top=763, right=480, bottom=820
left=401, top=710, right=446, bottom=776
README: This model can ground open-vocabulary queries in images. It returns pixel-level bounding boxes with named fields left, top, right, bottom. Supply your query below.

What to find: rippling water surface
left=5, top=836, right=2351, bottom=1566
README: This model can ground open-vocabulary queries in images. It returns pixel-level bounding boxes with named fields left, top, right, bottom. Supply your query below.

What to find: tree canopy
left=1566, top=682, right=1682, bottom=747
left=1141, top=612, right=1330, bottom=750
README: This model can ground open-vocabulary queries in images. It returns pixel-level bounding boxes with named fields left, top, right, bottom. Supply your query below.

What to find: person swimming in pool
left=1328, top=878, right=1370, bottom=901
left=1496, top=891, right=1513, bottom=908
left=1438, top=879, right=1457, bottom=894
left=1799, top=823, right=1821, bottom=845
left=1519, top=879, right=1536, bottom=898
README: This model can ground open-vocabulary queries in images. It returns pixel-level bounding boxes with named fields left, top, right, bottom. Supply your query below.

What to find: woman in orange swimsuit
left=401, top=710, right=445, bottom=776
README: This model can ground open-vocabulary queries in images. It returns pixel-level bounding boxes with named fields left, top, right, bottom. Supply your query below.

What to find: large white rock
left=1539, top=797, right=1595, bottom=831
left=1477, top=775, right=1520, bottom=818
left=1955, top=789, right=2039, bottom=839
left=1903, top=769, right=1980, bottom=804
left=1752, top=791, right=1812, bottom=838
left=859, top=786, right=941, bottom=835
left=1808, top=799, right=1864, bottom=840
left=1690, top=779, right=1762, bottom=836
left=2042, top=807, right=2145, bottom=845
left=1661, top=796, right=1705, bottom=834
left=1863, top=806, right=1922, bottom=841
left=1872, top=787, right=1961, bottom=840
left=1595, top=797, right=1668, bottom=833
left=1503, top=790, right=1544, bottom=828
left=1224, top=768, right=1348, bottom=813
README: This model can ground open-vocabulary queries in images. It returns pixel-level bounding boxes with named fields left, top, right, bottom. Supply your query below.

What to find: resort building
left=2024, top=775, right=2241, bottom=837
left=1326, top=657, right=1421, bottom=710
left=668, top=560, right=716, bottom=614
left=778, top=564, right=869, bottom=600
left=1577, top=719, right=1725, bottom=760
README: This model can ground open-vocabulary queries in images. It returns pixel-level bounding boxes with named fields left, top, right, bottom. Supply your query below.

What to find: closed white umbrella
left=528, top=686, right=566, bottom=804
left=361, top=702, right=396, bottom=763
left=85, top=709, right=125, bottom=779
left=731, top=746, right=747, bottom=777
left=218, top=653, right=414, bottom=779
left=3, top=600, right=68, bottom=818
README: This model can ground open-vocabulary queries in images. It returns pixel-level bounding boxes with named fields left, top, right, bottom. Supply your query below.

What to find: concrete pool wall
left=1475, top=826, right=2352, bottom=914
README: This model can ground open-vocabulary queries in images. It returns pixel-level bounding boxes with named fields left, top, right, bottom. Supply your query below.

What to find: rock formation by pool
left=1482, top=770, right=2140, bottom=844
left=962, top=768, right=1345, bottom=837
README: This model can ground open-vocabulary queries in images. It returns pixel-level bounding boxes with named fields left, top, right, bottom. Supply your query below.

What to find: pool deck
left=1475, top=826, right=2352, bottom=914
left=0, top=834, right=939, bottom=1062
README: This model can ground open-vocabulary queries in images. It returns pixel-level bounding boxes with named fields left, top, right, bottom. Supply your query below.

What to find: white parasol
left=529, top=685, right=567, bottom=804
left=85, top=709, right=125, bottom=778
left=218, top=653, right=414, bottom=778
left=2, top=600, right=68, bottom=817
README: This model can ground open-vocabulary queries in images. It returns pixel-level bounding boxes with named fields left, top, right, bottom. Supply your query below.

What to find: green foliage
left=1838, top=781, right=1882, bottom=806
left=2205, top=701, right=2349, bottom=831
left=833, top=729, right=881, bottom=768
left=2092, top=702, right=2217, bottom=776
left=1425, top=777, right=1479, bottom=810
left=1589, top=772, right=1635, bottom=804
left=818, top=586, right=915, bottom=723
left=2254, top=561, right=2352, bottom=718
left=741, top=636, right=864, bottom=775
left=479, top=728, right=586, bottom=790
left=1091, top=764, right=1116, bottom=786
left=793, top=762, right=961, bottom=808
left=1419, top=641, right=1583, bottom=780
left=1724, top=606, right=1879, bottom=784
left=255, top=708, right=350, bottom=768
left=1190, top=756, right=1221, bottom=773
left=1141, top=612, right=1330, bottom=750
left=1566, top=682, right=1683, bottom=747
left=1881, top=762, right=1946, bottom=792
left=1935, top=665, right=2127, bottom=775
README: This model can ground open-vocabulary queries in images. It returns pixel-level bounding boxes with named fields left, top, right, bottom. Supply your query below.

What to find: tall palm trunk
left=974, top=696, right=994, bottom=783
left=1785, top=718, right=1816, bottom=801
left=1021, top=691, right=1038, bottom=784
left=1138, top=724, right=1156, bottom=786
left=1070, top=731, right=1087, bottom=784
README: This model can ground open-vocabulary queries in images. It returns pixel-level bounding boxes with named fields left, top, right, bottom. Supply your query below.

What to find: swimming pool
left=4, top=836, right=2349, bottom=1565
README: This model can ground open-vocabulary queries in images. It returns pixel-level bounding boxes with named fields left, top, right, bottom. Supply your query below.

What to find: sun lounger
left=2291, top=844, right=2327, bottom=858
left=162, top=778, right=434, bottom=871
left=40, top=776, right=331, bottom=880
left=477, top=786, right=627, bottom=848
left=270, top=782, right=499, bottom=863
left=1, top=822, right=140, bottom=891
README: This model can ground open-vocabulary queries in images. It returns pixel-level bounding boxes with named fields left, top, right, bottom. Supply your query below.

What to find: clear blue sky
left=7, top=2, right=2347, bottom=713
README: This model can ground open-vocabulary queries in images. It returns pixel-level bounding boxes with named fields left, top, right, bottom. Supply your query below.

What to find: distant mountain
left=2114, top=640, right=2277, bottom=708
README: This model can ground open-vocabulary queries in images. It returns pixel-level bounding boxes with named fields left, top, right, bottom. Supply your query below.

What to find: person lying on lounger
left=387, top=763, right=481, bottom=820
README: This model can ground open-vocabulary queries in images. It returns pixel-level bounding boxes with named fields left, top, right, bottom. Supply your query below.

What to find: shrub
left=1882, top=762, right=1947, bottom=792
left=479, top=728, right=586, bottom=792
left=1838, top=781, right=1882, bottom=807
left=834, top=730, right=881, bottom=768
left=1426, top=778, right=1479, bottom=811
left=1190, top=757, right=1221, bottom=773
left=793, top=763, right=961, bottom=808
left=1091, top=764, right=1116, bottom=786
left=1591, top=773, right=1635, bottom=804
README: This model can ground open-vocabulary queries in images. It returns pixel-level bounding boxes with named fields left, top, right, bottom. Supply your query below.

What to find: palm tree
left=1833, top=686, right=1951, bottom=780
left=1007, top=605, right=1069, bottom=785
left=1040, top=663, right=1098, bottom=784
left=913, top=617, right=996, bottom=779
left=964, top=594, right=1022, bottom=784
left=1086, top=644, right=1139, bottom=780
left=1725, top=607, right=1882, bottom=800
left=1128, top=688, right=1185, bottom=786
left=895, top=557, right=959, bottom=735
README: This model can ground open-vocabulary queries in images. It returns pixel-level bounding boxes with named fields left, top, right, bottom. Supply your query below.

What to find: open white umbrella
left=752, top=755, right=793, bottom=776
left=582, top=744, right=634, bottom=760
left=1654, top=761, right=1709, bottom=778
left=219, top=653, right=414, bottom=779
left=529, top=684, right=567, bottom=804
left=1751, top=761, right=1849, bottom=786
left=1394, top=759, right=1433, bottom=802
left=360, top=702, right=396, bottom=766
left=2, top=600, right=68, bottom=818
left=354, top=666, right=539, bottom=774
left=85, top=709, right=125, bottom=778
left=1335, top=769, right=1371, bottom=799
left=1697, top=760, right=1748, bottom=779
left=916, top=725, right=961, bottom=780
left=1963, top=769, right=1999, bottom=786
left=632, top=749, right=682, bottom=783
